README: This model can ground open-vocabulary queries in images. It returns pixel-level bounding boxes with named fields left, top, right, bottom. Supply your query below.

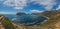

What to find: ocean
left=4, top=14, right=16, bottom=20
left=3, top=14, right=48, bottom=26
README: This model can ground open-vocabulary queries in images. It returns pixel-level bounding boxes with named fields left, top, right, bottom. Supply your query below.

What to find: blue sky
left=0, top=0, right=60, bottom=14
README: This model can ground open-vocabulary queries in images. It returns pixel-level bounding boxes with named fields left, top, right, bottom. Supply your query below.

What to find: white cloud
left=0, top=0, right=5, bottom=2
left=3, top=0, right=27, bottom=9
left=0, top=0, right=2, bottom=1
left=30, top=0, right=56, bottom=10
left=56, top=5, right=60, bottom=10
left=0, top=0, right=57, bottom=10
left=30, top=10, right=44, bottom=13
left=0, top=12, right=17, bottom=14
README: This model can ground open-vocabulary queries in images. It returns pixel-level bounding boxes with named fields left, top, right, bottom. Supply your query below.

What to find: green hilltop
left=1, top=17, right=16, bottom=29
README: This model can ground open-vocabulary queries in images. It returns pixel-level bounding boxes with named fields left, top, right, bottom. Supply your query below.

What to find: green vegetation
left=1, top=17, right=16, bottom=29
left=16, top=12, right=26, bottom=16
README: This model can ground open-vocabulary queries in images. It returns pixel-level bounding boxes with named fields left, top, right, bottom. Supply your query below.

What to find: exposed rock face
left=0, top=22, right=5, bottom=29
left=0, top=16, right=5, bottom=29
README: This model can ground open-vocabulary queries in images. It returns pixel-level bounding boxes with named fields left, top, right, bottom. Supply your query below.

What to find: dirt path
left=55, top=21, right=60, bottom=29
left=12, top=23, right=26, bottom=29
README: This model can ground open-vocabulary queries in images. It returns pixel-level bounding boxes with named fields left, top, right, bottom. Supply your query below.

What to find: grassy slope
left=1, top=17, right=16, bottom=29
